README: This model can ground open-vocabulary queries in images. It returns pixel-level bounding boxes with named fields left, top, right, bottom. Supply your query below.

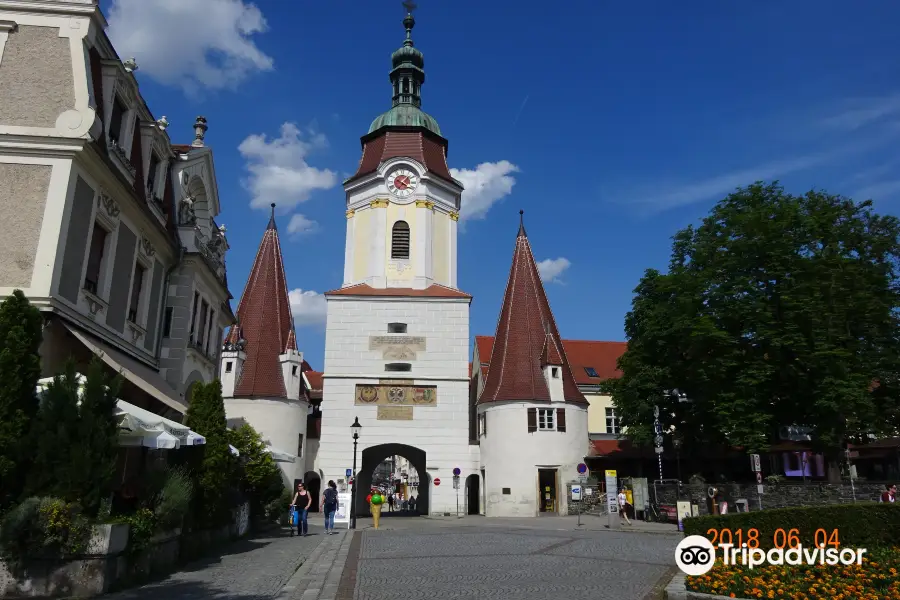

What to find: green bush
left=123, top=508, right=157, bottom=555
left=265, top=488, right=292, bottom=523
left=0, top=497, right=91, bottom=570
left=153, top=467, right=193, bottom=531
left=683, top=502, right=900, bottom=549
left=229, top=423, right=284, bottom=520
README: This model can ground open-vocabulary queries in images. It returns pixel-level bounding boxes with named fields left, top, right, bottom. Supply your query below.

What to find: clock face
left=387, top=168, right=419, bottom=198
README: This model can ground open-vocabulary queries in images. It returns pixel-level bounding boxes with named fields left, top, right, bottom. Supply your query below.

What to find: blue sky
left=104, top=0, right=900, bottom=370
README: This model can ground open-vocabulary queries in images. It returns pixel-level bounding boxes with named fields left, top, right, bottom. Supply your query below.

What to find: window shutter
left=527, top=407, right=537, bottom=433
left=556, top=408, right=566, bottom=432
left=391, top=221, right=410, bottom=259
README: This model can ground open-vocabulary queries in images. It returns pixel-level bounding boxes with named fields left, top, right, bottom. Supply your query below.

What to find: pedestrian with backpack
left=322, top=480, right=339, bottom=534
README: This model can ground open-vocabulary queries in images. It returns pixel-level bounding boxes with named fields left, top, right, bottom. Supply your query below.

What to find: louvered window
left=391, top=220, right=410, bottom=259
left=527, top=408, right=537, bottom=433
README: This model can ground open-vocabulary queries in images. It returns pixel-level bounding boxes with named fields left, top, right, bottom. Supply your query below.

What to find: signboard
left=434, top=478, right=441, bottom=486
left=571, top=485, right=582, bottom=501
left=757, top=484, right=764, bottom=494
left=377, top=406, right=414, bottom=420
left=453, top=467, right=461, bottom=476
left=584, top=487, right=593, bottom=496
left=452, top=476, right=460, bottom=490
left=655, top=446, right=664, bottom=454
left=605, top=470, right=618, bottom=514
left=756, top=472, right=762, bottom=484
left=676, top=500, right=691, bottom=531
left=346, top=468, right=352, bottom=478
left=333, top=493, right=351, bottom=529
left=577, top=463, right=588, bottom=474
left=750, top=454, right=761, bottom=472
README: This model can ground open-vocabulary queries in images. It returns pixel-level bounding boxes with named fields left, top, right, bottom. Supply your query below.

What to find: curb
left=662, top=571, right=751, bottom=600
left=273, top=536, right=327, bottom=600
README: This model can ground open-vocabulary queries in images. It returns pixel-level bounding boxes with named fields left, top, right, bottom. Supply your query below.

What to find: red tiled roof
left=476, top=337, right=626, bottom=386
left=477, top=215, right=587, bottom=406
left=348, top=130, right=454, bottom=184
left=325, top=283, right=471, bottom=299
left=228, top=208, right=297, bottom=398
left=305, top=370, right=323, bottom=392
left=590, top=440, right=623, bottom=455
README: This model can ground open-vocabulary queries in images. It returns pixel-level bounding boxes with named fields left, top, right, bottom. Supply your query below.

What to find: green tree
left=229, top=423, right=285, bottom=519
left=26, top=360, right=121, bottom=515
left=0, top=290, right=43, bottom=508
left=604, top=182, right=900, bottom=477
left=185, top=380, right=236, bottom=526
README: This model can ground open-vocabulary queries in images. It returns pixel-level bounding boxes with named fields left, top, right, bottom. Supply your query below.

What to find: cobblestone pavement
left=351, top=518, right=680, bottom=600
left=282, top=531, right=354, bottom=600
left=106, top=525, right=324, bottom=600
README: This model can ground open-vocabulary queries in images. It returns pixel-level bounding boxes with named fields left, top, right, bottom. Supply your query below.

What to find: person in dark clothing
left=409, top=496, right=417, bottom=514
left=322, top=480, right=339, bottom=534
left=387, top=493, right=395, bottom=512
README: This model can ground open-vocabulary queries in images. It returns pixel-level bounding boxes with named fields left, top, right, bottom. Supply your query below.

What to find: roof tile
left=476, top=337, right=627, bottom=386
left=349, top=130, right=454, bottom=184
left=477, top=216, right=587, bottom=406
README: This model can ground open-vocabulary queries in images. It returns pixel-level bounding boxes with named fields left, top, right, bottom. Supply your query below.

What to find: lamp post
left=673, top=434, right=683, bottom=486
left=350, top=417, right=361, bottom=529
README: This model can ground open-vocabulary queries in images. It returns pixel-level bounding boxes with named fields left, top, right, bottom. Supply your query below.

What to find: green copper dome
left=367, top=3, right=441, bottom=137
left=368, top=105, right=441, bottom=136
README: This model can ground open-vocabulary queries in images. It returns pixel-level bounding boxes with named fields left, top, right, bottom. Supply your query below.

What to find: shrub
left=0, top=290, right=43, bottom=510
left=229, top=423, right=284, bottom=520
left=153, top=467, right=193, bottom=531
left=265, top=488, right=292, bottom=523
left=0, top=497, right=91, bottom=571
left=683, top=502, right=900, bottom=549
left=123, top=508, right=157, bottom=555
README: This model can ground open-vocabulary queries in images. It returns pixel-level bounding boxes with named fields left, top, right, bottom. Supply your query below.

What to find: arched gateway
left=356, top=443, right=428, bottom=517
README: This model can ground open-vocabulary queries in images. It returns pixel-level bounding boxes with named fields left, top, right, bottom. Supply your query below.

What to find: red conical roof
left=228, top=204, right=297, bottom=398
left=477, top=212, right=587, bottom=406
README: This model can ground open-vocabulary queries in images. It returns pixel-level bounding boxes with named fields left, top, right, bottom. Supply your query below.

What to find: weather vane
left=402, top=0, right=417, bottom=15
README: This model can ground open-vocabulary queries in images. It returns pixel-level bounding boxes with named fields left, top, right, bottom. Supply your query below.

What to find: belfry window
left=391, top=221, right=410, bottom=259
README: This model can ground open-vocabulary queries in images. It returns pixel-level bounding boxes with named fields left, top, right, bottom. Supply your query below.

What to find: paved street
left=106, top=525, right=325, bottom=600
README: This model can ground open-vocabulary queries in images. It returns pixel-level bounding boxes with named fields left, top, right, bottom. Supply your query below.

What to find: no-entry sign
left=434, top=478, right=441, bottom=486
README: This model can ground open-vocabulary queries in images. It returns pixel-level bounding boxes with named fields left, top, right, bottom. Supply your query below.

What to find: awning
left=61, top=322, right=187, bottom=415
left=266, top=446, right=296, bottom=463
left=115, top=398, right=205, bottom=450
left=229, top=445, right=240, bottom=457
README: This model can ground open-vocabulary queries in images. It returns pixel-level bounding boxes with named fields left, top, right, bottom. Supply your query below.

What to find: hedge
left=683, top=502, right=900, bottom=550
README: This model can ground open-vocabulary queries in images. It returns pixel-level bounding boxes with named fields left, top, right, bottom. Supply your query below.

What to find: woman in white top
left=617, top=488, right=631, bottom=525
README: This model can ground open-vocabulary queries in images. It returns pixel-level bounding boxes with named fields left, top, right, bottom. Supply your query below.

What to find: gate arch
left=357, top=443, right=428, bottom=517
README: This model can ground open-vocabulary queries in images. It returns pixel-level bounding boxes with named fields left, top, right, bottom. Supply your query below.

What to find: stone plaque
left=355, top=384, right=437, bottom=406
left=369, top=335, right=426, bottom=360
left=377, top=406, right=414, bottom=420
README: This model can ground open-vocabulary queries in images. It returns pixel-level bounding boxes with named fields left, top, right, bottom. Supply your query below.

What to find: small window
left=391, top=221, right=410, bottom=259
left=538, top=408, right=555, bottom=431
left=162, top=307, right=173, bottom=337
left=605, top=407, right=619, bottom=435
left=197, top=300, right=209, bottom=348
left=297, top=434, right=303, bottom=457
left=551, top=367, right=559, bottom=378
left=84, top=223, right=108, bottom=294
left=385, top=363, right=411, bottom=372
left=478, top=413, right=487, bottom=437
left=291, top=365, right=298, bottom=376
left=388, top=322, right=407, bottom=334
left=189, top=291, right=200, bottom=342
left=109, top=96, right=126, bottom=144
left=128, top=263, right=146, bottom=323
left=147, top=153, right=160, bottom=196
left=584, top=367, right=599, bottom=378
left=502, top=487, right=511, bottom=495
left=225, top=361, right=233, bottom=373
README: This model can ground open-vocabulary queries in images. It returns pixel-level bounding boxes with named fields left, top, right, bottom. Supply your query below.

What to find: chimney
left=192, top=116, right=208, bottom=147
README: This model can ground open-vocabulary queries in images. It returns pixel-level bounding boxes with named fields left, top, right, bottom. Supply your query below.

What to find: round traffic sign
left=434, top=478, right=441, bottom=486
left=756, top=472, right=762, bottom=484
left=655, top=435, right=664, bottom=446
left=453, top=467, right=461, bottom=476
left=577, top=463, right=587, bottom=474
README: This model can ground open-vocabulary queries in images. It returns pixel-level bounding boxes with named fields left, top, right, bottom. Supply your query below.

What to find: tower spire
left=390, top=0, right=425, bottom=109
left=518, top=209, right=526, bottom=237
left=268, top=203, right=277, bottom=230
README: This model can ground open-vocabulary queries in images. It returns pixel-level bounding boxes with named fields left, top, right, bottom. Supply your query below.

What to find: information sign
left=571, top=485, right=582, bottom=501
left=333, top=493, right=351, bottom=529
left=346, top=468, right=352, bottom=478
left=604, top=469, right=618, bottom=519
left=750, top=454, right=761, bottom=472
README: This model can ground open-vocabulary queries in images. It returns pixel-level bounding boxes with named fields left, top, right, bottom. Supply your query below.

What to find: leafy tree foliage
left=185, top=380, right=237, bottom=526
left=26, top=360, right=121, bottom=516
left=0, top=290, right=43, bottom=508
left=229, top=423, right=285, bottom=519
left=604, top=182, right=900, bottom=467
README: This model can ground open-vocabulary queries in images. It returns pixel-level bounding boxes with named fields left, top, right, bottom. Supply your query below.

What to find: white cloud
left=451, top=161, right=520, bottom=221
left=107, top=0, right=273, bottom=93
left=239, top=123, right=338, bottom=211
left=820, top=94, right=900, bottom=132
left=537, top=258, right=571, bottom=283
left=289, top=289, right=327, bottom=327
left=286, top=214, right=319, bottom=238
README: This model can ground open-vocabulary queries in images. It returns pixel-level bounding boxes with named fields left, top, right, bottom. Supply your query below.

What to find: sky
left=102, top=0, right=900, bottom=370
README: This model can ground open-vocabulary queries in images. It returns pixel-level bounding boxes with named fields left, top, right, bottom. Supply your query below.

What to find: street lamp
left=672, top=434, right=683, bottom=484
left=350, top=417, right=362, bottom=529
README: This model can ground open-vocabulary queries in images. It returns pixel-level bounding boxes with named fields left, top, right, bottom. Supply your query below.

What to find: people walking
left=880, top=483, right=896, bottom=503
left=617, top=488, right=631, bottom=525
left=322, top=480, right=338, bottom=534
left=387, top=492, right=395, bottom=512
left=409, top=495, right=417, bottom=514
left=291, top=482, right=312, bottom=537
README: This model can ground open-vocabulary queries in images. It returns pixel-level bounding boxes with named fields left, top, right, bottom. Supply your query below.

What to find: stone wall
left=566, top=484, right=608, bottom=516
left=651, top=481, right=887, bottom=516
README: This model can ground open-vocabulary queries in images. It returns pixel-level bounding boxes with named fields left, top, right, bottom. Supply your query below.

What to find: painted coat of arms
left=358, top=386, right=378, bottom=403
left=412, top=387, right=435, bottom=405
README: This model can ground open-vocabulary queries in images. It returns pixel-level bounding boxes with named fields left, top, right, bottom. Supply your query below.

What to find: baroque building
left=0, top=0, right=232, bottom=420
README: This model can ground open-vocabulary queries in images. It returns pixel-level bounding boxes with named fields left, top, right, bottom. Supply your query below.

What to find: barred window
left=391, top=221, right=410, bottom=259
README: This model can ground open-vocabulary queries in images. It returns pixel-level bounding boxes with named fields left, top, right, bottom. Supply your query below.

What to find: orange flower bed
left=686, top=547, right=900, bottom=600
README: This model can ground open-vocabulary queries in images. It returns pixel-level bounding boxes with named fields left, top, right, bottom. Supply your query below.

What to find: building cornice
left=0, top=134, right=87, bottom=158
left=0, top=0, right=100, bottom=18
left=325, top=294, right=472, bottom=305
left=322, top=373, right=470, bottom=383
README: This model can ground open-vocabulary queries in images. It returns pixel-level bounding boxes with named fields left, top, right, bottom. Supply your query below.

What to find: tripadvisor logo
left=675, top=535, right=868, bottom=576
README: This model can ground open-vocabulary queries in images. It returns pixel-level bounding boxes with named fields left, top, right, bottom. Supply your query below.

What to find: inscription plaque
left=377, top=406, right=414, bottom=420
left=355, top=383, right=437, bottom=406
left=369, top=335, right=426, bottom=360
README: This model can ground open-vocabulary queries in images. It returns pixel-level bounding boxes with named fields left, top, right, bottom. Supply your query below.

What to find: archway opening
left=465, top=474, right=480, bottom=515
left=357, top=443, right=427, bottom=517
left=303, top=471, right=321, bottom=512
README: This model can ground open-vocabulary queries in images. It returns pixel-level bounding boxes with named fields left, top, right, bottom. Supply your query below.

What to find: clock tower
left=314, top=4, right=479, bottom=517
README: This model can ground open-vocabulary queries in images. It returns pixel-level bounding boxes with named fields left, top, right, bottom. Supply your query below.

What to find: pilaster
left=449, top=210, right=459, bottom=289
left=369, top=200, right=388, bottom=288
left=343, top=209, right=355, bottom=286
left=414, top=200, right=433, bottom=289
